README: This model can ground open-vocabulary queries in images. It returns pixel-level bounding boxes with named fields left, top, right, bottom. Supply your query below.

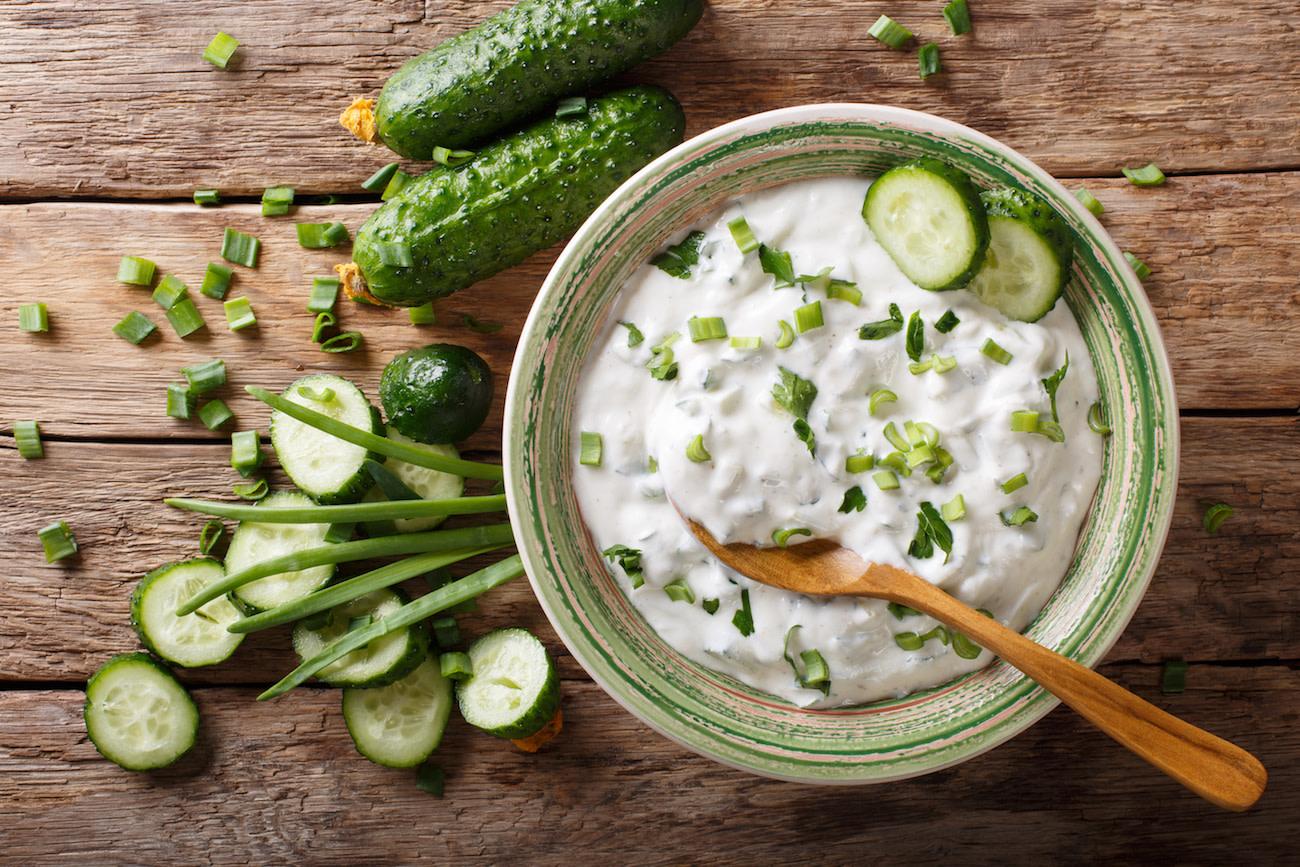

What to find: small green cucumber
left=967, top=186, right=1076, bottom=322
left=349, top=84, right=686, bottom=307
left=372, top=0, right=703, bottom=158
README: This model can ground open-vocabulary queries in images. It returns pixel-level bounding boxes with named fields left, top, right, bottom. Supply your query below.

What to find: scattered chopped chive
left=112, top=310, right=156, bottom=344
left=1010, top=410, right=1039, bottom=432
left=894, top=631, right=924, bottom=651
left=38, top=521, right=77, bottom=562
left=910, top=361, right=931, bottom=376
left=230, top=429, right=265, bottom=477
left=905, top=311, right=924, bottom=362
left=727, top=216, right=759, bottom=254
left=18, top=303, right=48, bottom=332
left=1035, top=420, right=1066, bottom=443
left=381, top=169, right=413, bottom=201
left=181, top=359, right=226, bottom=394
left=579, top=431, right=603, bottom=467
left=463, top=314, right=503, bottom=333
left=295, top=222, right=350, bottom=248
left=798, top=267, right=834, bottom=293
left=1161, top=660, right=1189, bottom=694
left=869, top=14, right=913, bottom=48
left=416, top=765, right=446, bottom=796
left=906, top=445, right=935, bottom=468
left=1122, top=162, right=1166, bottom=185
left=799, top=648, right=830, bottom=687
left=934, top=309, right=960, bottom=333
left=943, top=0, right=972, bottom=34
left=952, top=632, right=982, bottom=659
left=688, top=315, right=728, bottom=342
left=221, top=228, right=260, bottom=268
left=845, top=451, right=875, bottom=474
left=915, top=421, right=940, bottom=447
left=759, top=245, right=796, bottom=289
left=775, top=320, right=796, bottom=349
left=376, top=242, right=413, bottom=267
left=408, top=301, right=436, bottom=324
left=602, top=544, right=643, bottom=588
left=14, top=420, right=43, bottom=458
left=152, top=274, right=188, bottom=310
left=200, top=262, right=234, bottom=300
left=312, top=311, right=336, bottom=343
left=794, top=301, right=824, bottom=333
left=839, top=485, right=867, bottom=513
left=729, top=335, right=761, bottom=350
left=307, top=277, right=340, bottom=313
left=918, top=42, right=941, bottom=78
left=873, top=470, right=900, bottom=491
left=878, top=452, right=911, bottom=476
left=166, top=382, right=196, bottom=419
left=663, top=578, right=696, bottom=604
left=868, top=389, right=898, bottom=416
left=941, top=494, right=966, bottom=522
left=883, top=421, right=910, bottom=453
left=198, top=398, right=234, bottom=431
left=826, top=280, right=863, bottom=305
left=702, top=598, right=720, bottom=615
left=440, top=652, right=473, bottom=681
left=430, top=615, right=461, bottom=648
left=361, top=162, right=400, bottom=193
left=199, top=519, right=225, bottom=555
left=888, top=603, right=920, bottom=620
left=904, top=420, right=925, bottom=447
left=619, top=321, right=644, bottom=347
left=1000, top=506, right=1039, bottom=526
left=1124, top=251, right=1152, bottom=280
left=224, top=297, right=257, bottom=331
left=980, top=338, right=1013, bottom=365
left=1203, top=502, right=1234, bottom=533
left=686, top=434, right=712, bottom=463
left=555, top=95, right=588, bottom=117
left=193, top=189, right=221, bottom=207
left=117, top=256, right=156, bottom=286
left=320, top=331, right=363, bottom=353
left=646, top=332, right=680, bottom=381
left=202, top=32, right=238, bottom=68
left=1087, top=401, right=1111, bottom=435
left=732, top=588, right=755, bottom=637
left=1001, top=473, right=1029, bottom=494
left=233, top=478, right=269, bottom=500
left=260, top=186, right=295, bottom=216
left=297, top=386, right=335, bottom=403
left=431, top=146, right=475, bottom=167
left=1075, top=187, right=1105, bottom=217
left=931, top=354, right=957, bottom=374
left=773, top=527, right=812, bottom=547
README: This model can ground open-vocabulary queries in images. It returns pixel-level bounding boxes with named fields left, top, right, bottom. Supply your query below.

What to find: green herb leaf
left=620, top=320, right=645, bottom=347
left=772, top=367, right=818, bottom=420
left=1042, top=353, right=1070, bottom=423
left=838, top=486, right=867, bottom=513
left=858, top=303, right=905, bottom=340
left=651, top=231, right=707, bottom=279
left=906, top=311, right=924, bottom=362
left=758, top=244, right=796, bottom=289
left=732, top=588, right=755, bottom=637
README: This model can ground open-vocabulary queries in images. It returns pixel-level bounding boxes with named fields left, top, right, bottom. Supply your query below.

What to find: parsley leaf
left=650, top=231, right=707, bottom=279
left=838, top=485, right=867, bottom=513
left=732, top=588, right=755, bottom=637
left=619, top=320, right=645, bottom=347
left=772, top=367, right=818, bottom=420
left=1042, top=353, right=1070, bottom=423
left=758, top=244, right=796, bottom=289
left=906, top=311, right=924, bottom=362
left=859, top=303, right=905, bottom=340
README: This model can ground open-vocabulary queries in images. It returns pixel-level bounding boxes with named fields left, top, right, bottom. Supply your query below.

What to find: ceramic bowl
left=504, top=104, right=1178, bottom=783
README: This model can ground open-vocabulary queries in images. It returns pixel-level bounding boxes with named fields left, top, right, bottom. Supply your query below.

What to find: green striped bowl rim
left=504, top=104, right=1179, bottom=783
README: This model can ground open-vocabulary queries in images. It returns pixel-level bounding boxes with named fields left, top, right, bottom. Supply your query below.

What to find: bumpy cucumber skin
left=979, top=187, right=1075, bottom=284
left=375, top=0, right=703, bottom=158
left=355, top=85, right=686, bottom=306
left=379, top=344, right=494, bottom=444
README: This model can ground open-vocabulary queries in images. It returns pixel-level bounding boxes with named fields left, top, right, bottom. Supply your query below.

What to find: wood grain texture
left=2, top=0, right=1299, bottom=199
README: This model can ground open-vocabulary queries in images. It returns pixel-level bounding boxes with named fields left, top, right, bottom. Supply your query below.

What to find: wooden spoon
left=680, top=514, right=1266, bottom=811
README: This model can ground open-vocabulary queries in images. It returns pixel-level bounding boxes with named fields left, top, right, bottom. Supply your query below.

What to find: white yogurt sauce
left=571, top=176, right=1104, bottom=708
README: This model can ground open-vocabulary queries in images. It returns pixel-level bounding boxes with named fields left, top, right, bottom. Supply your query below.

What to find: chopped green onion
left=233, top=478, right=269, bottom=501
left=221, top=228, right=260, bottom=268
left=202, top=32, right=239, bottom=68
left=941, top=494, right=966, bottom=522
left=224, top=297, right=257, bottom=332
left=934, top=309, right=960, bottom=333
left=845, top=451, right=874, bottom=474
left=199, top=519, right=225, bottom=555
left=893, top=631, right=924, bottom=651
left=297, top=386, right=335, bottom=403
left=116, top=256, right=156, bottom=286
left=407, top=301, right=437, bottom=325
left=181, top=359, right=226, bottom=394
left=686, top=434, right=712, bottom=463
left=602, top=544, right=643, bottom=587
left=868, top=389, right=897, bottom=416
left=1000, top=506, right=1039, bottom=526
left=1001, top=472, right=1029, bottom=494
left=14, top=420, right=43, bottom=459
left=980, top=338, right=1013, bottom=364
left=1087, top=401, right=1111, bottom=435
left=579, top=431, right=603, bottom=467
left=462, top=314, right=503, bottom=333
left=859, top=303, right=905, bottom=340
left=198, top=399, right=234, bottom=431
left=440, top=652, right=473, bottom=681
left=883, top=421, right=910, bottom=453
left=166, top=382, right=195, bottom=419
left=869, top=14, right=913, bottom=48
left=152, top=274, right=188, bottom=310
left=873, top=470, right=900, bottom=491
left=382, top=169, right=413, bottom=201
left=915, top=422, right=940, bottom=447
left=376, top=242, right=413, bottom=267
left=619, top=321, right=644, bottom=347
left=1161, top=660, right=1189, bottom=694
left=260, top=186, right=295, bottom=216
left=200, top=262, right=234, bottom=300
left=799, top=648, right=830, bottom=687
left=646, top=332, right=680, bottom=381
left=307, top=277, right=339, bottom=313
left=732, top=588, right=755, bottom=637
left=1075, top=187, right=1105, bottom=217
left=775, top=320, right=796, bottom=349
left=312, top=311, right=336, bottom=343
left=320, top=331, right=363, bottom=353
left=1035, top=420, right=1066, bottom=443
left=943, top=0, right=972, bottom=34
left=431, top=146, right=475, bottom=167
left=688, top=315, right=728, bottom=342
left=1010, top=410, right=1039, bottom=432
left=904, top=420, right=925, bottom=447
left=193, top=189, right=220, bottom=207
left=826, top=280, right=863, bottom=305
left=664, top=578, right=696, bottom=604
left=555, top=96, right=587, bottom=117
left=910, top=359, right=932, bottom=376
left=952, top=632, right=982, bottom=659
left=112, top=310, right=156, bottom=344
left=906, top=311, right=924, bottom=361
left=1124, top=250, right=1152, bottom=280
left=361, top=162, right=400, bottom=193
left=729, top=335, right=761, bottom=350
left=931, top=354, right=957, bottom=374
left=702, top=598, right=719, bottom=615
left=773, top=527, right=811, bottom=548
left=839, top=486, right=867, bottom=513
left=727, top=216, right=759, bottom=254
left=1122, top=162, right=1166, bottom=185
left=230, top=429, right=265, bottom=477
left=430, top=615, right=461, bottom=648
left=906, top=445, right=935, bottom=467
left=759, top=245, right=796, bottom=289
left=18, top=303, right=48, bottom=332
left=1203, top=502, right=1234, bottom=533
left=416, top=765, right=446, bottom=796
left=794, top=301, right=824, bottom=333
left=38, top=521, right=77, bottom=562
left=918, top=42, right=941, bottom=78
left=295, top=222, right=350, bottom=248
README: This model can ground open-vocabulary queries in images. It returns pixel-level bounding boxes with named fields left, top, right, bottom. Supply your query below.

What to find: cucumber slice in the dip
left=862, top=157, right=990, bottom=291
left=968, top=187, right=1076, bottom=322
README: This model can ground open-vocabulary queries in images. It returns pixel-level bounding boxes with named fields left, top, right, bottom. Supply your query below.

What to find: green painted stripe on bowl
left=504, top=104, right=1179, bottom=783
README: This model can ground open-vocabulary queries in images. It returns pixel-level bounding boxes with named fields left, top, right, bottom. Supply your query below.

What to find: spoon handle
left=894, top=573, right=1266, bottom=812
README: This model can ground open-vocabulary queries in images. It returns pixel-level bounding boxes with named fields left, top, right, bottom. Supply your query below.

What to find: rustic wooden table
left=2, top=1, right=1297, bottom=863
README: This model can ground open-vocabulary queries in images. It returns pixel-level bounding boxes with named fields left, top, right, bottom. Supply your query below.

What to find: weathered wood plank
left=1, top=417, right=1295, bottom=682
left=2, top=0, right=1298, bottom=199
left=1, top=666, right=1294, bottom=865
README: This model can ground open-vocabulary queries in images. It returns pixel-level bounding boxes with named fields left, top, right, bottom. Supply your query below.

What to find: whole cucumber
left=374, top=0, right=703, bottom=159
left=349, top=85, right=685, bottom=307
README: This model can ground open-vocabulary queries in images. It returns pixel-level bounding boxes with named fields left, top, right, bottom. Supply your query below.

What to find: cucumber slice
left=292, top=586, right=429, bottom=688
left=361, top=426, right=465, bottom=533
left=967, top=187, right=1076, bottom=322
left=225, top=490, right=335, bottom=613
left=456, top=628, right=561, bottom=739
left=342, top=655, right=453, bottom=767
left=862, top=157, right=989, bottom=290
left=130, top=558, right=244, bottom=668
left=83, top=653, right=198, bottom=771
left=270, top=374, right=383, bottom=504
